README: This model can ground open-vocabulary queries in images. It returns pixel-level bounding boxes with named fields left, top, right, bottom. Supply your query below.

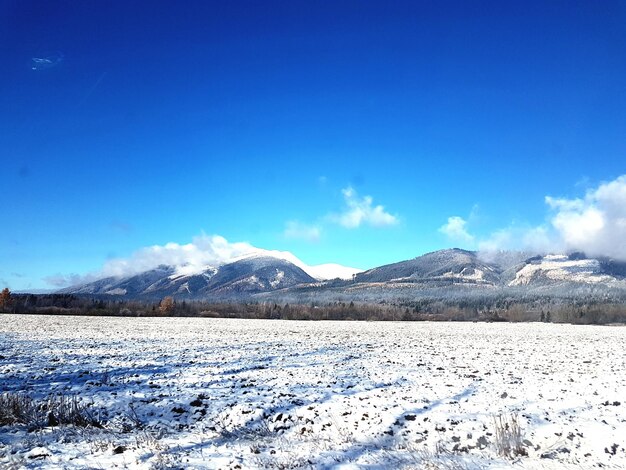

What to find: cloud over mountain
left=444, top=175, right=626, bottom=260
left=100, top=235, right=258, bottom=278
left=546, top=175, right=626, bottom=259
left=45, top=234, right=361, bottom=287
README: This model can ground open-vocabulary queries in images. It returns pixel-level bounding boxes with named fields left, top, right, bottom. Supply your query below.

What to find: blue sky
left=2, top=1, right=626, bottom=290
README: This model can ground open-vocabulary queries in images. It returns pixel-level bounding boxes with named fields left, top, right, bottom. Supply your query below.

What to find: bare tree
left=0, top=288, right=11, bottom=313
left=159, top=296, right=174, bottom=315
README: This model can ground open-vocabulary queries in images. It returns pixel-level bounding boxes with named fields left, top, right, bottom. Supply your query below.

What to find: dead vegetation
left=0, top=392, right=102, bottom=429
left=493, top=413, right=527, bottom=458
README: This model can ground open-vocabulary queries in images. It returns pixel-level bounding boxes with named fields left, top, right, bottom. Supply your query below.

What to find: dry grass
left=493, top=413, right=527, bottom=458
left=382, top=440, right=475, bottom=470
left=0, top=392, right=102, bottom=429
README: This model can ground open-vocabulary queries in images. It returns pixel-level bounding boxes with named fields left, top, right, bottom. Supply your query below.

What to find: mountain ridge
left=60, top=248, right=626, bottom=300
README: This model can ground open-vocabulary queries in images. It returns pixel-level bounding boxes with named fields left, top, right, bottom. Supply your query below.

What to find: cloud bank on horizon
left=45, top=176, right=626, bottom=288
left=46, top=185, right=396, bottom=288
left=44, top=234, right=363, bottom=287
left=441, top=175, right=626, bottom=260
left=44, top=235, right=261, bottom=287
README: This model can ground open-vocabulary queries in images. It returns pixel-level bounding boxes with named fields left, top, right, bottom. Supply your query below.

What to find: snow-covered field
left=1, top=315, right=625, bottom=469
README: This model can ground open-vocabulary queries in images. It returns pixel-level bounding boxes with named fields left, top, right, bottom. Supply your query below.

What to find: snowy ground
left=1, top=315, right=625, bottom=469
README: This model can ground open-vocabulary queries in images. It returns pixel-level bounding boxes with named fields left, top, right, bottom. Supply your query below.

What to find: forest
left=2, top=290, right=626, bottom=325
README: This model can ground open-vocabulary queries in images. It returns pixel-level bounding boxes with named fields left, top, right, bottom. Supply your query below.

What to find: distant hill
left=354, top=248, right=501, bottom=285
left=62, top=256, right=315, bottom=298
left=61, top=249, right=626, bottom=301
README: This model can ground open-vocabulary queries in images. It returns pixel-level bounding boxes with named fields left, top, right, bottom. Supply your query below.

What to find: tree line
left=2, top=290, right=626, bottom=324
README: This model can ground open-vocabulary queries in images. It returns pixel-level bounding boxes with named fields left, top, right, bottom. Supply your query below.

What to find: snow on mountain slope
left=442, top=266, right=493, bottom=282
left=61, top=249, right=626, bottom=299
left=138, top=248, right=362, bottom=282
left=105, top=288, right=127, bottom=295
left=269, top=269, right=285, bottom=288
left=355, top=248, right=501, bottom=285
left=203, top=257, right=316, bottom=294
left=304, top=263, right=362, bottom=280
left=170, top=264, right=217, bottom=278
left=233, top=250, right=362, bottom=280
left=509, top=254, right=618, bottom=286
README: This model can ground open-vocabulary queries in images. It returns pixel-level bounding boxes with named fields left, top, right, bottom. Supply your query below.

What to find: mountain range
left=61, top=248, right=626, bottom=302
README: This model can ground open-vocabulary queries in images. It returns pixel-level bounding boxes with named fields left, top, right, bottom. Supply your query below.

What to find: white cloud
left=473, top=175, right=626, bottom=260
left=282, top=185, right=397, bottom=244
left=544, top=175, right=626, bottom=259
left=521, top=226, right=554, bottom=253
left=476, top=229, right=510, bottom=252
left=100, top=234, right=259, bottom=278
left=469, top=218, right=573, bottom=255
left=331, top=187, right=398, bottom=228
left=44, top=235, right=264, bottom=287
left=45, top=234, right=363, bottom=287
left=284, top=221, right=321, bottom=242
left=439, top=216, right=474, bottom=244
left=476, top=226, right=556, bottom=254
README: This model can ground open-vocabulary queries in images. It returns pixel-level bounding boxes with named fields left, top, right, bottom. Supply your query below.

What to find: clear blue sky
left=2, top=1, right=626, bottom=290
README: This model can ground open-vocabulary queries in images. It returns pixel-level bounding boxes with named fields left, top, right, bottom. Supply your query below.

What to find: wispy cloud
left=439, top=216, right=474, bottom=244
left=282, top=185, right=397, bottom=243
left=331, top=187, right=398, bottom=229
left=43, top=273, right=100, bottom=288
left=109, top=220, right=133, bottom=233
left=284, top=221, right=321, bottom=242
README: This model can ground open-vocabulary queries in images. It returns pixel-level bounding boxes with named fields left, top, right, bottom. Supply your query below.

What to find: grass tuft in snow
left=384, top=440, right=476, bottom=470
left=493, top=413, right=527, bottom=458
left=0, top=392, right=102, bottom=429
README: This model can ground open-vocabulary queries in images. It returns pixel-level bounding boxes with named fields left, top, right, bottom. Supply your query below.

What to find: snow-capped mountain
left=304, top=263, right=362, bottom=281
left=61, top=249, right=626, bottom=299
left=354, top=248, right=501, bottom=285
left=60, top=248, right=363, bottom=298
left=62, top=256, right=316, bottom=298
left=349, top=249, right=626, bottom=288
left=231, top=250, right=362, bottom=281
left=63, top=265, right=178, bottom=296
left=508, top=254, right=622, bottom=286
left=155, top=249, right=362, bottom=282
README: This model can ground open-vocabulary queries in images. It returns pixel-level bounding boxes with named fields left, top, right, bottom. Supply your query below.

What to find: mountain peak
left=60, top=248, right=626, bottom=300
